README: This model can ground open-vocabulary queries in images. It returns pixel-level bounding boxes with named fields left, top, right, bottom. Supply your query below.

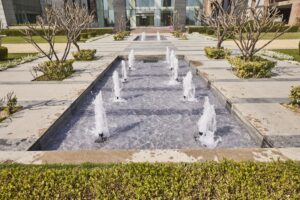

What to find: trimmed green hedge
left=188, top=25, right=299, bottom=34
left=0, top=46, right=8, bottom=60
left=188, top=26, right=211, bottom=34
left=0, top=161, right=299, bottom=199
left=1, top=28, right=113, bottom=36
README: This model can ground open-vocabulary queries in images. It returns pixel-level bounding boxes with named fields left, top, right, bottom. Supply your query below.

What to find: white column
left=129, top=0, right=136, bottom=28
left=154, top=0, right=161, bottom=26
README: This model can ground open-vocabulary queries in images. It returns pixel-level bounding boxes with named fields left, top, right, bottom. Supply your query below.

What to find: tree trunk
left=73, top=42, right=81, bottom=52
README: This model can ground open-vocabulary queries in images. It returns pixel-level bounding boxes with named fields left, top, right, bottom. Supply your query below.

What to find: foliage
left=204, top=47, right=231, bottom=59
left=34, top=60, right=74, bottom=81
left=5, top=92, right=17, bottom=115
left=172, top=31, right=187, bottom=39
left=113, top=31, right=130, bottom=41
left=0, top=46, right=8, bottom=60
left=0, top=161, right=299, bottom=199
left=80, top=33, right=89, bottom=40
left=288, top=25, right=300, bottom=32
left=88, top=31, right=97, bottom=38
left=227, top=56, right=276, bottom=78
left=72, top=49, right=96, bottom=61
left=289, top=86, right=300, bottom=106
left=188, top=26, right=210, bottom=34
left=0, top=92, right=21, bottom=122
left=206, top=28, right=214, bottom=35
left=299, top=41, right=300, bottom=55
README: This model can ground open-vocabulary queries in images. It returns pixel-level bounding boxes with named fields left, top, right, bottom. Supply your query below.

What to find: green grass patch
left=2, top=36, right=68, bottom=44
left=273, top=49, right=300, bottom=62
left=204, top=32, right=300, bottom=40
left=259, top=32, right=300, bottom=40
left=0, top=53, right=38, bottom=64
left=0, top=161, right=299, bottom=199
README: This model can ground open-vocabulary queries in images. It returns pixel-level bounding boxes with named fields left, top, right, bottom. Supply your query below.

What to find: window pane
left=162, top=0, right=172, bottom=7
left=187, top=0, right=201, bottom=6
left=135, top=0, right=155, bottom=7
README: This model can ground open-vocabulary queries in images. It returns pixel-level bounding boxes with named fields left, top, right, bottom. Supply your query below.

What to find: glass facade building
left=95, top=0, right=203, bottom=28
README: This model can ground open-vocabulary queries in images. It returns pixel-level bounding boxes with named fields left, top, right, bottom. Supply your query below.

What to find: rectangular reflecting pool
left=32, top=57, right=260, bottom=150
left=134, top=35, right=167, bottom=41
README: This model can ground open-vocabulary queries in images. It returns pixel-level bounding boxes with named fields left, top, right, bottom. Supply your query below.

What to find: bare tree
left=196, top=0, right=245, bottom=49
left=115, top=16, right=128, bottom=33
left=22, top=7, right=62, bottom=62
left=228, top=6, right=291, bottom=60
left=55, top=3, right=94, bottom=53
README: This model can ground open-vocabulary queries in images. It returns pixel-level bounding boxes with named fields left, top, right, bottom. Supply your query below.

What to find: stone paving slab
left=0, top=148, right=299, bottom=164
left=233, top=103, right=300, bottom=147
left=212, top=81, right=300, bottom=101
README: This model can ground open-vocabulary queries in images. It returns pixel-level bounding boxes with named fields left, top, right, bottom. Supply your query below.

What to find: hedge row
left=188, top=25, right=300, bottom=34
left=0, top=28, right=113, bottom=36
left=0, top=161, right=299, bottom=199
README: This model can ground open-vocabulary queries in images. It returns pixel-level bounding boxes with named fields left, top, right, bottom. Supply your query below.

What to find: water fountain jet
left=112, top=71, right=125, bottom=102
left=166, top=47, right=170, bottom=64
left=183, top=71, right=197, bottom=101
left=93, top=91, right=109, bottom=143
left=169, top=50, right=175, bottom=70
left=197, top=97, right=221, bottom=148
left=157, top=32, right=161, bottom=41
left=121, top=60, right=128, bottom=83
left=141, top=32, right=146, bottom=41
left=168, top=57, right=180, bottom=85
left=128, top=49, right=135, bottom=70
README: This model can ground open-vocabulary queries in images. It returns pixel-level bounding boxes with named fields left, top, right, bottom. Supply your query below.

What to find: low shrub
left=287, top=25, right=299, bottom=32
left=73, top=49, right=96, bottom=61
left=6, top=92, right=18, bottom=115
left=227, top=56, right=276, bottom=78
left=0, top=161, right=299, bottom=199
left=299, top=41, right=300, bottom=55
left=206, top=28, right=215, bottom=35
left=80, top=33, right=89, bottom=40
left=34, top=60, right=74, bottom=81
left=113, top=31, right=130, bottom=41
left=88, top=31, right=97, bottom=37
left=172, top=31, right=188, bottom=40
left=0, top=46, right=8, bottom=60
left=204, top=47, right=231, bottom=59
left=289, top=86, right=300, bottom=106
left=0, top=92, right=21, bottom=122
left=188, top=26, right=208, bottom=34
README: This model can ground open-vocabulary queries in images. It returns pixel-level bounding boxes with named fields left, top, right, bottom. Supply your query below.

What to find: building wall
left=0, top=0, right=17, bottom=27
left=289, top=0, right=300, bottom=25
